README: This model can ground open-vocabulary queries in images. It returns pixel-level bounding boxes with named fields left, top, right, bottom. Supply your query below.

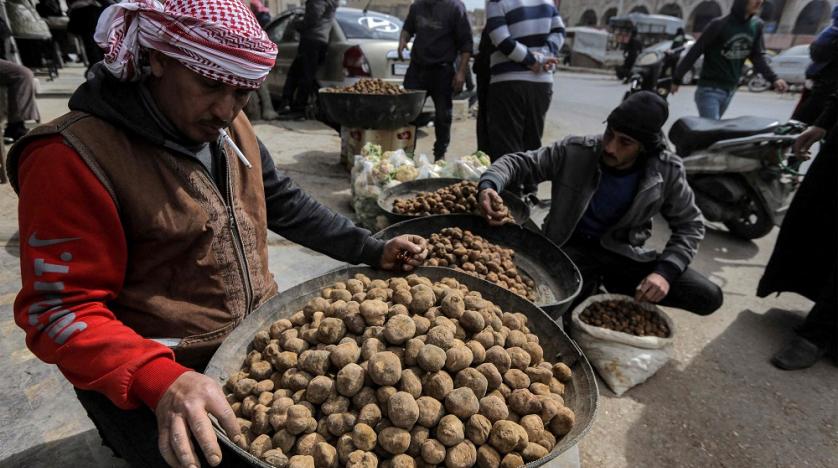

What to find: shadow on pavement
left=701, top=227, right=761, bottom=262
left=4, top=231, right=19, bottom=258
left=622, top=308, right=838, bottom=467
left=0, top=429, right=128, bottom=468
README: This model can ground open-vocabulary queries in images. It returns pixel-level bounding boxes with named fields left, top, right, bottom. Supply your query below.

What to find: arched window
left=602, top=7, right=619, bottom=26
left=689, top=1, right=723, bottom=33
left=793, top=0, right=831, bottom=35
left=578, top=9, right=598, bottom=27
left=630, top=5, right=650, bottom=14
left=760, top=0, right=786, bottom=33
left=659, top=3, right=683, bottom=19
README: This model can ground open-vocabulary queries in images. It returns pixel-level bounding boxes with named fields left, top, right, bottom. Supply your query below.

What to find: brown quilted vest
left=8, top=111, right=278, bottom=368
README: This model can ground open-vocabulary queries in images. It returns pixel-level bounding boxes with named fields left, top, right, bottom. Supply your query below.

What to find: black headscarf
left=731, top=0, right=752, bottom=22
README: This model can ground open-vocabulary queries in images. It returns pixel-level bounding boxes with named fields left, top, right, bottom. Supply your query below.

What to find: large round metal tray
left=205, top=266, right=598, bottom=468
left=378, top=178, right=531, bottom=226
left=374, top=214, right=582, bottom=319
left=318, top=89, right=427, bottom=129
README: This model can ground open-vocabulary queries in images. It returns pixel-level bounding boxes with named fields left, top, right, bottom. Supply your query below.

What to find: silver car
left=264, top=7, right=410, bottom=100
left=747, top=45, right=811, bottom=92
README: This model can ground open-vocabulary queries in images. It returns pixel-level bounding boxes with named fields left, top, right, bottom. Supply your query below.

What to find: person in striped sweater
left=485, top=0, right=564, bottom=192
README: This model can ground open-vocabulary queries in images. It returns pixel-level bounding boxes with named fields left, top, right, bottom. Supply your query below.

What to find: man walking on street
left=280, top=0, right=338, bottom=113
left=485, top=0, right=564, bottom=190
left=759, top=86, right=837, bottom=370
left=673, top=0, right=787, bottom=119
left=478, top=92, right=723, bottom=316
left=399, top=0, right=473, bottom=161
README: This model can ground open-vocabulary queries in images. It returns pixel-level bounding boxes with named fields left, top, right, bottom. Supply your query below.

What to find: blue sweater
left=575, top=163, right=642, bottom=240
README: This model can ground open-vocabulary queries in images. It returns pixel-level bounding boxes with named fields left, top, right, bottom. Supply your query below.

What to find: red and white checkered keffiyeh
left=94, top=0, right=277, bottom=89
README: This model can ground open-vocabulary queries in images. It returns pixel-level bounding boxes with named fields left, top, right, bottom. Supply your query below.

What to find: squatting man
left=478, top=91, right=724, bottom=316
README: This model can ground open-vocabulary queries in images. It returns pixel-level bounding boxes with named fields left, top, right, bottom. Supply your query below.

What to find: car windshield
left=337, top=10, right=402, bottom=40
left=645, top=41, right=673, bottom=52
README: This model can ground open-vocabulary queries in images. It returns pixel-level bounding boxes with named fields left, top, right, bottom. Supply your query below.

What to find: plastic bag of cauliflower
left=455, top=151, right=492, bottom=179
left=351, top=145, right=424, bottom=229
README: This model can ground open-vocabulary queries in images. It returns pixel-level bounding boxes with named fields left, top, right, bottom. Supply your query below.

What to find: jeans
left=404, top=63, right=455, bottom=160
left=564, top=237, right=724, bottom=316
left=694, top=86, right=735, bottom=120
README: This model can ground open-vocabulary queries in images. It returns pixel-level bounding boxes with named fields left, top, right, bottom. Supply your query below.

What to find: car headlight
left=638, top=52, right=660, bottom=66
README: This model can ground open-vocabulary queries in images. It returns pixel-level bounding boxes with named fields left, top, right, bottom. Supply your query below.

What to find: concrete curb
left=556, top=65, right=616, bottom=76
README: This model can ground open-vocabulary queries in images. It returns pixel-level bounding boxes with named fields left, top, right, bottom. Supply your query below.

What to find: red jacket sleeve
left=15, top=136, right=190, bottom=410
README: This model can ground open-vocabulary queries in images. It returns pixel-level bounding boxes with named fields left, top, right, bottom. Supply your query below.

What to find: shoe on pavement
left=3, top=121, right=28, bottom=144
left=771, top=336, right=827, bottom=370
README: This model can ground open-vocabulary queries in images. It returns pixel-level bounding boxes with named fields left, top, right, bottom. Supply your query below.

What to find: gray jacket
left=480, top=135, right=705, bottom=275
left=301, top=0, right=338, bottom=43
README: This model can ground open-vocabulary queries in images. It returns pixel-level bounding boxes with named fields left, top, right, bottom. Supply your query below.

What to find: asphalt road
left=421, top=71, right=800, bottom=160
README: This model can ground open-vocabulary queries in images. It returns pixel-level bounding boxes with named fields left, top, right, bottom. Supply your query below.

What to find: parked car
left=263, top=7, right=438, bottom=126
left=263, top=8, right=413, bottom=104
left=748, top=45, right=811, bottom=92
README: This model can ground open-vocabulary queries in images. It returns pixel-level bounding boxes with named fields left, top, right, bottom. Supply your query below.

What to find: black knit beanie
left=606, top=91, right=669, bottom=152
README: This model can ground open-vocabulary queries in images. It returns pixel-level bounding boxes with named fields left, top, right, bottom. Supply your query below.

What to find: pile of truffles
left=392, top=181, right=512, bottom=223
left=424, top=228, right=536, bottom=302
left=322, top=79, right=408, bottom=95
left=225, top=273, right=575, bottom=468
left=580, top=299, right=670, bottom=338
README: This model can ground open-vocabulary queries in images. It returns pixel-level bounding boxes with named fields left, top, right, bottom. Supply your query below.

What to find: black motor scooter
left=621, top=51, right=806, bottom=240
left=622, top=47, right=683, bottom=100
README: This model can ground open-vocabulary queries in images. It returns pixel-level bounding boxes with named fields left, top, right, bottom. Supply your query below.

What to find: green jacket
left=675, top=11, right=777, bottom=90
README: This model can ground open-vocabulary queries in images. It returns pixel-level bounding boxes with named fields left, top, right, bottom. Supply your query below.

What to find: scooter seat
left=669, top=116, right=781, bottom=156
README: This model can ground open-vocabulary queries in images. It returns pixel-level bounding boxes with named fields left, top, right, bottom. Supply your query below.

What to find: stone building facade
left=559, top=0, right=834, bottom=45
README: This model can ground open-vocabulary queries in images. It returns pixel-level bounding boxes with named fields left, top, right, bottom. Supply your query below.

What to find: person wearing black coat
left=759, top=87, right=837, bottom=370
left=791, top=5, right=838, bottom=125
left=617, top=27, right=642, bottom=81
left=474, top=27, right=493, bottom=154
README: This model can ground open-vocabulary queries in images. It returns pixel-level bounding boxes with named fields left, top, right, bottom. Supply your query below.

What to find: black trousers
left=487, top=81, right=552, bottom=193
left=282, top=38, right=328, bottom=110
left=487, top=81, right=552, bottom=161
left=474, top=65, right=491, bottom=154
left=791, top=80, right=837, bottom=125
left=68, top=5, right=105, bottom=65
left=796, top=270, right=837, bottom=355
left=75, top=388, right=250, bottom=468
left=564, top=238, right=724, bottom=316
left=404, top=62, right=454, bottom=160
